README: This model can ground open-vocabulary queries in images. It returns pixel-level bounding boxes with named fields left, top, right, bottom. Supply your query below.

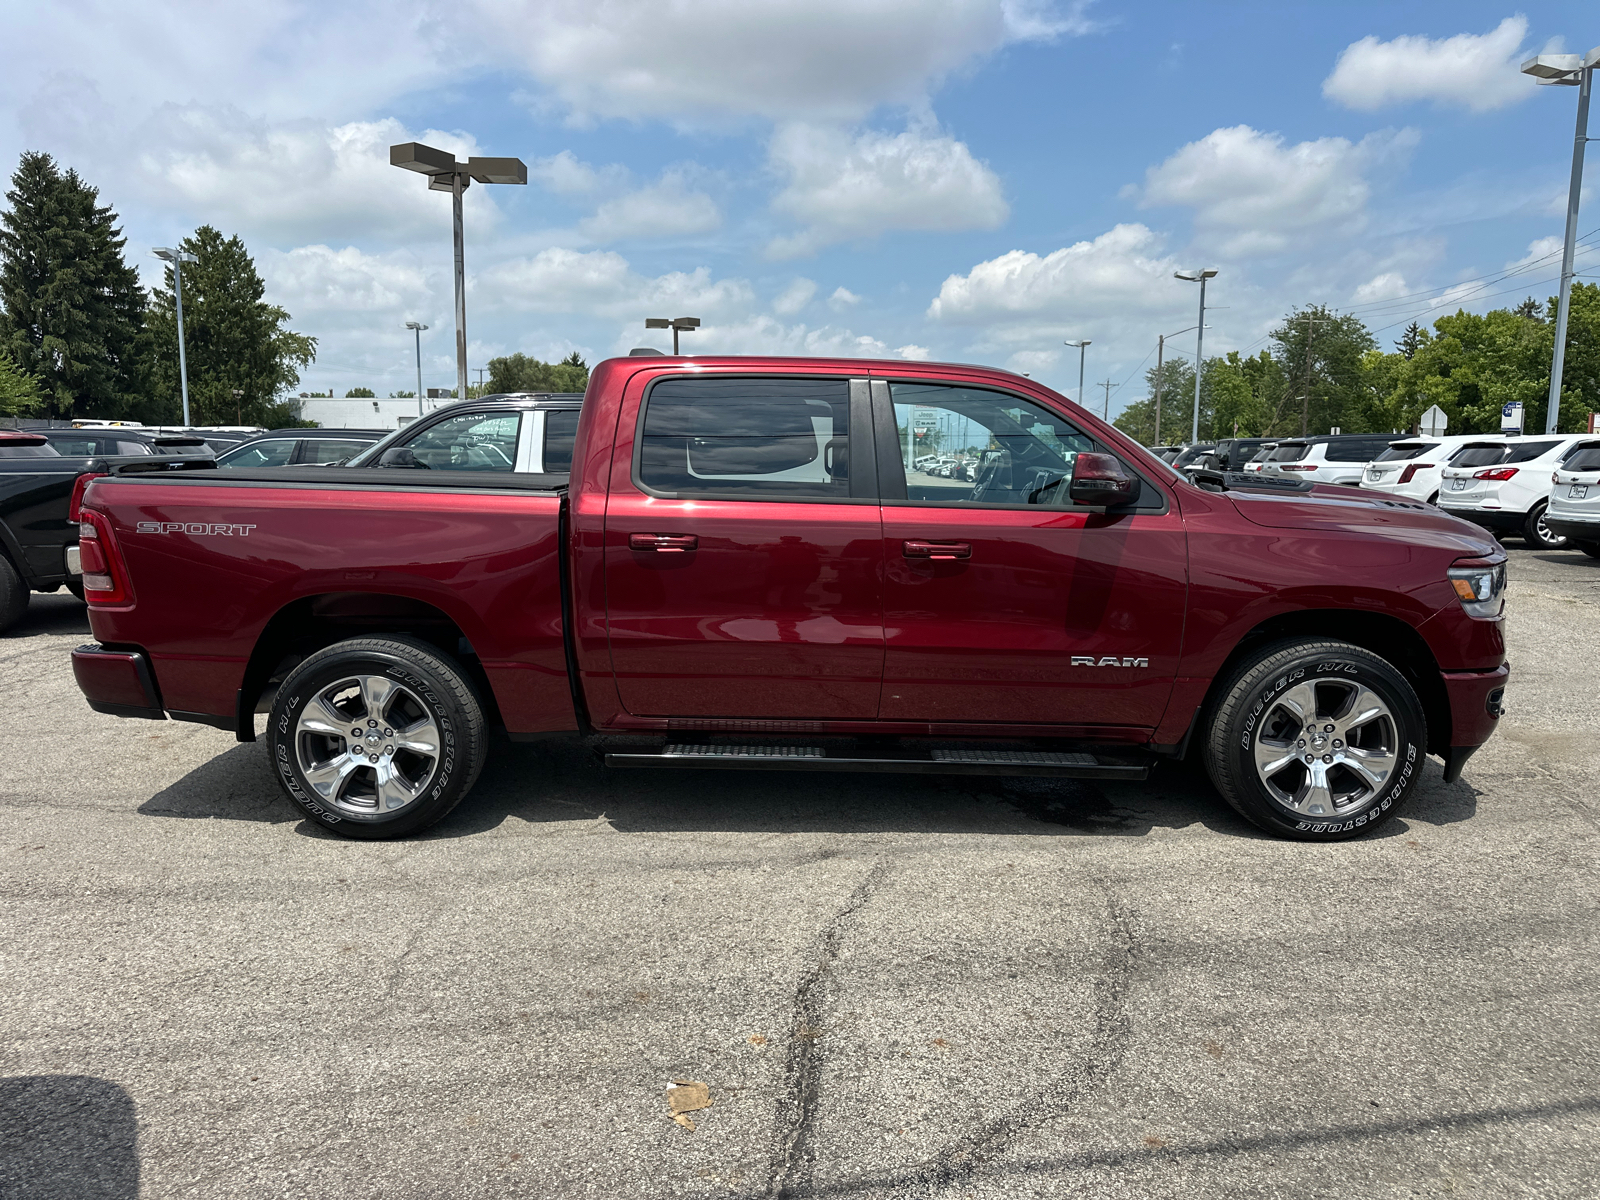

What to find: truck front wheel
left=268, top=635, right=487, bottom=839
left=1202, top=639, right=1425, bottom=841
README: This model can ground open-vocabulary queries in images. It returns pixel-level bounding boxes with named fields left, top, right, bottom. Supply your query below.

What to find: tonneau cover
left=110, top=464, right=568, bottom=491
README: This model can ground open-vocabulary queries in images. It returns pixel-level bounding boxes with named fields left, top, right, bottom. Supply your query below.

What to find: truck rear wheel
left=1202, top=639, right=1425, bottom=841
left=268, top=635, right=487, bottom=839
left=0, top=555, right=27, bottom=633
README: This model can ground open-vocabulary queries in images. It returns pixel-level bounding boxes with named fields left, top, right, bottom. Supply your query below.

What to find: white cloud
left=829, top=286, right=862, bottom=310
left=928, top=223, right=1179, bottom=330
left=1352, top=272, right=1409, bottom=304
left=766, top=123, right=1008, bottom=258
left=1513, top=236, right=1564, bottom=266
left=896, top=344, right=933, bottom=360
left=576, top=172, right=721, bottom=242
left=260, top=244, right=430, bottom=315
left=641, top=314, right=894, bottom=358
left=1323, top=17, right=1535, bottom=113
left=773, top=278, right=818, bottom=315
left=1137, top=125, right=1417, bottom=256
left=479, top=0, right=1090, bottom=124
left=528, top=150, right=628, bottom=198
left=480, top=247, right=755, bottom=318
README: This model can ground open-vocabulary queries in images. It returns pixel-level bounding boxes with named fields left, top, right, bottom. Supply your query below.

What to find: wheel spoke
left=1343, top=745, right=1396, bottom=791
left=1293, top=763, right=1338, bottom=816
left=1254, top=737, right=1300, bottom=778
left=360, top=675, right=398, bottom=724
left=1273, top=683, right=1315, bottom=724
left=297, top=696, right=348, bottom=739
left=375, top=762, right=420, bottom=811
left=395, top=715, right=440, bottom=756
left=1336, top=687, right=1386, bottom=734
left=302, top=754, right=362, bottom=801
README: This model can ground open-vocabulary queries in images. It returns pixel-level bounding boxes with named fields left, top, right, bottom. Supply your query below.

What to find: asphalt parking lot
left=3, top=547, right=1598, bottom=1200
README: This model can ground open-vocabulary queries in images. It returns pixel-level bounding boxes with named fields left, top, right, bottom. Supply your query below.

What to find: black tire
left=268, top=635, right=487, bottom=839
left=0, top=555, right=27, bottom=633
left=1203, top=638, right=1425, bottom=841
left=1524, top=503, right=1567, bottom=549
left=1575, top=541, right=1600, bottom=561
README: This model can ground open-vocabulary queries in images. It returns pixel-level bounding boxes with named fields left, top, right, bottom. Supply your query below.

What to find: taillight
left=1399, top=464, right=1419, bottom=484
left=1280, top=463, right=1317, bottom=471
left=1473, top=467, right=1518, bottom=481
left=77, top=511, right=132, bottom=604
left=68, top=472, right=106, bottom=522
left=1448, top=555, right=1506, bottom=619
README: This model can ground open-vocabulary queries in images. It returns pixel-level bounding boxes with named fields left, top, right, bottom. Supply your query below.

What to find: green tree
left=1514, top=297, right=1544, bottom=321
left=146, top=226, right=316, bottom=426
left=0, top=151, right=149, bottom=418
left=1397, top=322, right=1424, bottom=359
left=487, top=351, right=589, bottom=395
left=1266, top=306, right=1377, bottom=435
left=1114, top=354, right=1194, bottom=445
left=0, top=347, right=42, bottom=415
left=345, top=387, right=374, bottom=397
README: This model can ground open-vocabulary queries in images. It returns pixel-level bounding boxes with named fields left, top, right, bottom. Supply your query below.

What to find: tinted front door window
left=220, top=440, right=295, bottom=468
left=405, top=412, right=521, bottom=471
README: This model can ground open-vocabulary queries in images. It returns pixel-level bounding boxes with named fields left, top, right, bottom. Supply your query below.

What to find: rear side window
left=115, top=440, right=153, bottom=455
left=1325, top=439, right=1389, bottom=462
left=639, top=377, right=851, bottom=500
left=1503, top=440, right=1559, bottom=464
left=543, top=410, right=579, bottom=473
left=49, top=436, right=100, bottom=455
left=299, top=439, right=371, bottom=465
left=1268, top=443, right=1308, bottom=462
left=1451, top=445, right=1507, bottom=468
left=1376, top=443, right=1431, bottom=462
left=403, top=411, right=521, bottom=471
left=220, top=439, right=295, bottom=469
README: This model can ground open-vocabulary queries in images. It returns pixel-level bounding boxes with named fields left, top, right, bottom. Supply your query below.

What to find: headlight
left=1448, top=556, right=1506, bottom=619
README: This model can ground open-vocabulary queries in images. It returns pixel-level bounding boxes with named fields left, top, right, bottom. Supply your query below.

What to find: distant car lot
left=2, top=545, right=1596, bottom=1198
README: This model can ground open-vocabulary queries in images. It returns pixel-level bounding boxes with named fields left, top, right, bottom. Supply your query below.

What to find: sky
left=3, top=1, right=1597, bottom=420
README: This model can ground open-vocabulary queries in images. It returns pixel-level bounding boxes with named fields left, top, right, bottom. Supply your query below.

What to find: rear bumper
left=1544, top=517, right=1600, bottom=544
left=1438, top=663, right=1508, bottom=782
left=1438, top=506, right=1524, bottom=533
left=71, top=643, right=165, bottom=720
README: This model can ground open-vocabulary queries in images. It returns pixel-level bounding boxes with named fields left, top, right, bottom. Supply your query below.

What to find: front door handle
left=903, top=540, right=971, bottom=561
left=629, top=533, right=699, bottom=553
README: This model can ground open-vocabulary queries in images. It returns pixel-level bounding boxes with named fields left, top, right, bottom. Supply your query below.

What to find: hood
left=1224, top=483, right=1499, bottom=555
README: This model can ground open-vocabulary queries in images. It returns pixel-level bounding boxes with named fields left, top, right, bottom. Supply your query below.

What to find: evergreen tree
left=1397, top=321, right=1424, bottom=359
left=0, top=348, right=42, bottom=415
left=0, top=151, right=148, bottom=418
left=1514, top=297, right=1544, bottom=321
left=145, top=226, right=316, bottom=426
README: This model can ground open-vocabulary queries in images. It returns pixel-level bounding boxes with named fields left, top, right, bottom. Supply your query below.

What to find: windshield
left=1375, top=442, right=1433, bottom=462
left=1172, top=445, right=1215, bottom=468
left=1267, top=443, right=1308, bottom=462
left=0, top=443, right=62, bottom=457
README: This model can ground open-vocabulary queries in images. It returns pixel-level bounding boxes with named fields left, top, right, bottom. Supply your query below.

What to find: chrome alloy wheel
left=1535, top=508, right=1567, bottom=548
left=293, top=674, right=442, bottom=817
left=1251, top=678, right=1398, bottom=818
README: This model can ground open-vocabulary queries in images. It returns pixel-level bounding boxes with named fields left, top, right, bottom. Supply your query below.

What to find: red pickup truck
left=70, top=355, right=1507, bottom=841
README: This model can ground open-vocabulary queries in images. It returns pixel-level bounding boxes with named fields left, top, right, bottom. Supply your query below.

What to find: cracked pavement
left=2, top=545, right=1598, bottom=1198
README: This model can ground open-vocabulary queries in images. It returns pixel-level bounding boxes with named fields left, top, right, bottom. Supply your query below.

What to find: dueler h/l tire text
left=1202, top=638, right=1426, bottom=841
left=268, top=635, right=487, bottom=839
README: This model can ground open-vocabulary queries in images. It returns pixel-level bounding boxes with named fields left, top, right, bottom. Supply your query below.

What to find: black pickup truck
left=0, top=431, right=211, bottom=631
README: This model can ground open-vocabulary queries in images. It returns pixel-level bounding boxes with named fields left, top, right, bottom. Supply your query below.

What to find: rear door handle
left=629, top=533, right=699, bottom=553
left=903, top=540, right=971, bottom=560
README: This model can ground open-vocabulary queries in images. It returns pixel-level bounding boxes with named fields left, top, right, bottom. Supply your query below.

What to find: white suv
left=1544, top=441, right=1600, bottom=558
left=1259, top=435, right=1398, bottom=486
left=1438, top=436, right=1590, bottom=549
left=1359, top=434, right=1503, bottom=504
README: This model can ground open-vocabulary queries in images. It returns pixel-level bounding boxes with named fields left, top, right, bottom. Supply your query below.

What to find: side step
left=604, top=743, right=1149, bottom=780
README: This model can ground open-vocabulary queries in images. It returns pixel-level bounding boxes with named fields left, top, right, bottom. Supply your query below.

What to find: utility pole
left=1100, top=379, right=1114, bottom=420
left=1297, top=311, right=1324, bottom=437
left=474, top=367, right=486, bottom=397
left=1154, top=334, right=1165, bottom=445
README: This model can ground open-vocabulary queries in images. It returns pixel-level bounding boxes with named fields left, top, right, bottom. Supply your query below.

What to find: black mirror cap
left=377, top=446, right=427, bottom=468
left=1069, top=451, right=1140, bottom=507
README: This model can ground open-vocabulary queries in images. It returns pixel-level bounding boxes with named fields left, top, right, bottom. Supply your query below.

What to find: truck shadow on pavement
left=0, top=1075, right=138, bottom=1200
left=136, top=735, right=1481, bottom=841
left=1, top=593, right=89, bottom=639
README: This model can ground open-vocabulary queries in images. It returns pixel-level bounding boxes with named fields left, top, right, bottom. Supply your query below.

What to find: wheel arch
left=1198, top=609, right=1450, bottom=759
left=236, top=591, right=502, bottom=741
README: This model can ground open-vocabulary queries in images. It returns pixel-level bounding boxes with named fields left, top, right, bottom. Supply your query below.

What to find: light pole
left=1153, top=325, right=1199, bottom=445
left=1521, top=47, right=1600, bottom=433
left=153, top=247, right=198, bottom=425
left=646, top=317, right=701, bottom=354
left=1063, top=339, right=1091, bottom=406
left=1174, top=269, right=1218, bottom=442
left=391, top=143, right=527, bottom=407
left=405, top=321, right=428, bottom=417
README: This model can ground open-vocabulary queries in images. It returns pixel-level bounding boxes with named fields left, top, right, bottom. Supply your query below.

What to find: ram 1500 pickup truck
left=70, top=355, right=1508, bottom=841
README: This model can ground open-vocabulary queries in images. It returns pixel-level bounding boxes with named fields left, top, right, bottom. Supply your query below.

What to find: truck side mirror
left=1069, top=452, right=1140, bottom=507
left=378, top=446, right=430, bottom=469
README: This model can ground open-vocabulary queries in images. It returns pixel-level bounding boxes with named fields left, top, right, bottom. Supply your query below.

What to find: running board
left=604, top=743, right=1149, bottom=780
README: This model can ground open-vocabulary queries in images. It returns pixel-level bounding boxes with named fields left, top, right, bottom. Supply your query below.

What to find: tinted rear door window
left=1504, top=440, right=1558, bottom=464
left=543, top=410, right=579, bottom=473
left=403, top=411, right=521, bottom=471
left=1452, top=445, right=1507, bottom=468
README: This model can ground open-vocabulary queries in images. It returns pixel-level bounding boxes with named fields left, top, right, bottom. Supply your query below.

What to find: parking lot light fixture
left=1520, top=47, right=1600, bottom=433
left=153, top=247, right=198, bottom=425
left=1175, top=269, right=1218, bottom=442
left=645, top=316, right=701, bottom=355
left=391, top=143, right=527, bottom=407
left=1063, top=339, right=1091, bottom=407
left=404, top=322, right=429, bottom=417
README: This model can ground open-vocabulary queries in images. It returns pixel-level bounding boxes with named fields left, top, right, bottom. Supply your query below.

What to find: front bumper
left=71, top=643, right=165, bottom=720
left=1437, top=662, right=1508, bottom=782
left=1438, top=505, right=1525, bottom=533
